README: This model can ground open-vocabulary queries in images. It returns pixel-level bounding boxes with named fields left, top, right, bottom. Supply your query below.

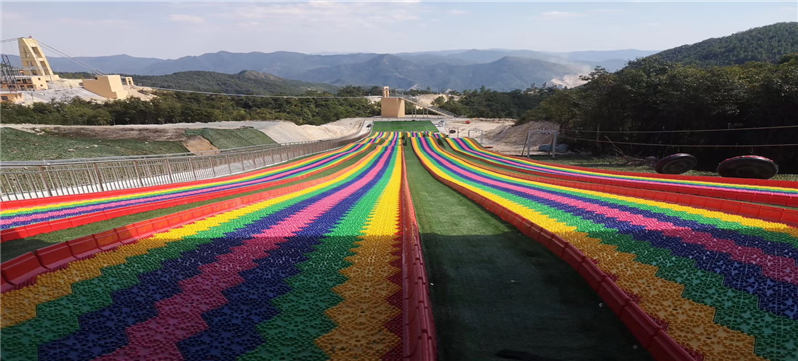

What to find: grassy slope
left=404, top=144, right=650, bottom=361
left=0, top=128, right=188, bottom=161
left=0, top=127, right=278, bottom=161
left=2, top=150, right=362, bottom=261
left=372, top=120, right=438, bottom=132
left=185, top=128, right=276, bottom=149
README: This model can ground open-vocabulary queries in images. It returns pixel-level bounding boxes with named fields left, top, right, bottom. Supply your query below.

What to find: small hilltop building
left=380, top=86, right=405, bottom=118
left=83, top=75, right=129, bottom=100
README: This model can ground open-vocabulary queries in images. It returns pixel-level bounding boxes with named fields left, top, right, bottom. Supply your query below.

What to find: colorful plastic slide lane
left=0, top=133, right=384, bottom=242
left=412, top=134, right=798, bottom=361
left=1, top=132, right=436, bottom=361
left=447, top=137, right=798, bottom=207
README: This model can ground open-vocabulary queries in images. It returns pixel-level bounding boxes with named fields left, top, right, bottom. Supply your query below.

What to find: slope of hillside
left=299, top=54, right=586, bottom=91
left=132, top=70, right=336, bottom=95
left=651, top=22, right=798, bottom=66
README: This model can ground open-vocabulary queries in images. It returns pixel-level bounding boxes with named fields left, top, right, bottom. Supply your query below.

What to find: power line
left=145, top=86, right=367, bottom=99
left=559, top=135, right=798, bottom=148
left=35, top=39, right=105, bottom=76
left=563, top=125, right=798, bottom=134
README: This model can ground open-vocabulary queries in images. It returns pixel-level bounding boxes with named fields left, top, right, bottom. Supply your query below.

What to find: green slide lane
left=403, top=146, right=650, bottom=361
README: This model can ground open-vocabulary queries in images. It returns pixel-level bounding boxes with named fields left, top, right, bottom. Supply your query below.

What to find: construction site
left=1, top=37, right=150, bottom=105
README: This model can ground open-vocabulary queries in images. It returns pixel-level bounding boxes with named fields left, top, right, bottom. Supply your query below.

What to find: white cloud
left=225, top=2, right=421, bottom=30
left=539, top=10, right=584, bottom=19
left=448, top=9, right=468, bottom=16
left=169, top=14, right=205, bottom=24
left=56, top=17, right=132, bottom=27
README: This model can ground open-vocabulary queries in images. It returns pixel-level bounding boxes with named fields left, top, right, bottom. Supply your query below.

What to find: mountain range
left=6, top=49, right=655, bottom=91
left=6, top=23, right=795, bottom=92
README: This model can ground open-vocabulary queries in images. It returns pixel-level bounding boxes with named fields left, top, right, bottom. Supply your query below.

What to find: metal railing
left=0, top=132, right=367, bottom=201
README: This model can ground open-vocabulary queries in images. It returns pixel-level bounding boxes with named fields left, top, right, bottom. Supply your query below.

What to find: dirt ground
left=182, top=136, right=219, bottom=154
left=433, top=118, right=557, bottom=155
left=481, top=120, right=560, bottom=155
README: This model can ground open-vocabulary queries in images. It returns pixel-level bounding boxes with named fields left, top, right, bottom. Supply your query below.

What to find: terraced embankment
left=411, top=133, right=798, bottom=361
left=1, top=132, right=435, bottom=361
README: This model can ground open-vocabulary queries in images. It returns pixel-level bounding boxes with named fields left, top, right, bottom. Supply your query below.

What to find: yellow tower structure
left=17, top=37, right=57, bottom=80
left=380, top=86, right=405, bottom=118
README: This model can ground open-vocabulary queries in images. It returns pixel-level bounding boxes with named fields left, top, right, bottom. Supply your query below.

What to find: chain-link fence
left=1, top=134, right=366, bottom=201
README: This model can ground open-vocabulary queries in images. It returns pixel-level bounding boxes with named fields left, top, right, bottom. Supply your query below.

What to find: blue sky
left=2, top=1, right=796, bottom=58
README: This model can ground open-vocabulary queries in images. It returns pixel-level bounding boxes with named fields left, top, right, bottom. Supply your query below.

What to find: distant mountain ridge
left=4, top=48, right=655, bottom=91
left=649, top=22, right=798, bottom=66
left=132, top=70, right=337, bottom=95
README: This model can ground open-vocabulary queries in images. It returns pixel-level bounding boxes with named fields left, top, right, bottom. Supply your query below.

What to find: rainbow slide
left=447, top=137, right=798, bottom=207
left=1, top=132, right=436, bottom=361
left=0, top=136, right=384, bottom=242
left=412, top=134, right=798, bottom=361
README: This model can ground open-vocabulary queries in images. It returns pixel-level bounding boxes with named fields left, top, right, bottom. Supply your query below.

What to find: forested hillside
left=650, top=22, right=798, bottom=66
left=1, top=91, right=379, bottom=126
left=132, top=71, right=337, bottom=95
left=525, top=54, right=798, bottom=171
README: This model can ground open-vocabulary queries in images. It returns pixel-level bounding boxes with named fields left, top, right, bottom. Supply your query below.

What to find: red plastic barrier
left=648, top=332, right=700, bottom=361
left=68, top=236, right=100, bottom=259
left=35, top=243, right=76, bottom=270
left=1, top=253, right=45, bottom=287
left=94, top=230, right=121, bottom=251
left=619, top=303, right=662, bottom=348
left=413, top=146, right=697, bottom=361
left=400, top=151, right=438, bottom=361
left=1, top=273, right=12, bottom=292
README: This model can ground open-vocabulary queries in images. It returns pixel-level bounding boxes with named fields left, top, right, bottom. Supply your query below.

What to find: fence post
left=93, top=163, right=105, bottom=191
left=39, top=166, right=53, bottom=197
left=133, top=160, right=144, bottom=187
left=226, top=154, right=232, bottom=174
left=164, top=159, right=175, bottom=183
left=189, top=158, right=198, bottom=180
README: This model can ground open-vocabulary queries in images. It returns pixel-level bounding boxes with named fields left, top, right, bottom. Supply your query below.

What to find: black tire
left=654, top=153, right=698, bottom=174
left=717, top=155, right=778, bottom=179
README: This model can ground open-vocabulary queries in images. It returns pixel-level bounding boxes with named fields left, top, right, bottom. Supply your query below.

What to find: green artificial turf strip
left=371, top=121, right=438, bottom=132
left=403, top=146, right=650, bottom=361
left=185, top=128, right=276, bottom=149
left=1, top=149, right=366, bottom=262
